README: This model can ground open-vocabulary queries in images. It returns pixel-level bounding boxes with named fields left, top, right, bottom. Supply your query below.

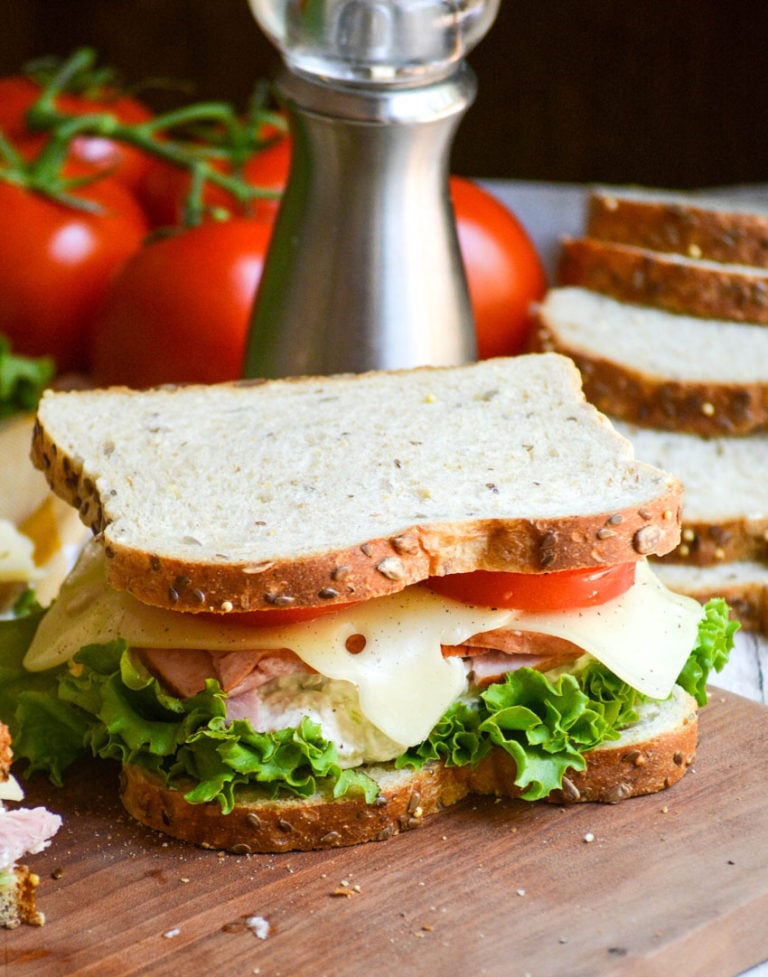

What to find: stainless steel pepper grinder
left=243, top=0, right=500, bottom=378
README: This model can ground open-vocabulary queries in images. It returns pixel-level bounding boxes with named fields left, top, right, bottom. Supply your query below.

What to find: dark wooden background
left=2, top=0, right=767, bottom=189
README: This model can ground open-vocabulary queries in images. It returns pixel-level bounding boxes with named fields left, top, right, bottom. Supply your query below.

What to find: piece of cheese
left=24, top=541, right=703, bottom=747
left=0, top=775, right=24, bottom=804
left=0, top=519, right=41, bottom=585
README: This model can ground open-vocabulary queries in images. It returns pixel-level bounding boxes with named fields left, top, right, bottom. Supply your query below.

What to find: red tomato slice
left=425, top=563, right=637, bottom=613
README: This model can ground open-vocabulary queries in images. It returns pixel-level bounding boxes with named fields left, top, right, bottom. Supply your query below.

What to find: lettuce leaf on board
left=0, top=599, right=737, bottom=808
left=0, top=336, right=54, bottom=419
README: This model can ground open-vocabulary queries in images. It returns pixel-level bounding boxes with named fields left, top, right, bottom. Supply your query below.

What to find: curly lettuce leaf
left=0, top=611, right=91, bottom=784
left=675, top=598, right=737, bottom=705
left=0, top=597, right=737, bottom=809
left=398, top=598, right=736, bottom=799
left=398, top=663, right=645, bottom=800
left=0, top=335, right=54, bottom=418
left=2, top=633, right=378, bottom=810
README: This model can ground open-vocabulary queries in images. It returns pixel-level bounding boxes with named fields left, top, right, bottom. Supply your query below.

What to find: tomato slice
left=198, top=601, right=357, bottom=628
left=425, top=563, right=637, bottom=612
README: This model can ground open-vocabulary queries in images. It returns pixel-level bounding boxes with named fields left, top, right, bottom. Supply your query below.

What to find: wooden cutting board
left=4, top=689, right=768, bottom=977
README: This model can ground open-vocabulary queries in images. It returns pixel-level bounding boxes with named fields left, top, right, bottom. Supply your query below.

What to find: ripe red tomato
left=0, top=76, right=154, bottom=191
left=89, top=157, right=546, bottom=389
left=136, top=154, right=545, bottom=362
left=89, top=219, right=272, bottom=387
left=0, top=177, right=148, bottom=373
left=450, top=176, right=547, bottom=358
left=426, top=563, right=637, bottom=612
left=137, top=133, right=290, bottom=228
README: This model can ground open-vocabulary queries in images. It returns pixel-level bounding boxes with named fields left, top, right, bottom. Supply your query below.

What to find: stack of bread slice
left=531, top=185, right=768, bottom=632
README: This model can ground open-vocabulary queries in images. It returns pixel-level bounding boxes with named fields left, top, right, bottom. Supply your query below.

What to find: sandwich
left=1, top=721, right=62, bottom=928
left=0, top=354, right=736, bottom=852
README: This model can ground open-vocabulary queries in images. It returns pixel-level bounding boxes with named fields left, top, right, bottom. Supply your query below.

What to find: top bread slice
left=586, top=186, right=768, bottom=267
left=559, top=236, right=768, bottom=324
left=30, top=355, right=683, bottom=614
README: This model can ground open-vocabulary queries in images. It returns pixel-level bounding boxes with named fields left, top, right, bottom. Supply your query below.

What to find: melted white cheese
left=24, top=541, right=703, bottom=747
left=511, top=561, right=702, bottom=700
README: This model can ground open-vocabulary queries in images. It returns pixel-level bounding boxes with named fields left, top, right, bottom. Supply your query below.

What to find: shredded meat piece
left=468, top=648, right=582, bottom=688
left=139, top=647, right=312, bottom=699
left=444, top=628, right=584, bottom=687
left=139, top=648, right=212, bottom=698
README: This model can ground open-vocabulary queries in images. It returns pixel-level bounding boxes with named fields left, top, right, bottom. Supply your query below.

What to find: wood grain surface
left=3, top=689, right=768, bottom=977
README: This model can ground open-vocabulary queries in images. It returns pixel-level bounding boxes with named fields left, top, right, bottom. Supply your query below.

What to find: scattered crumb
left=661, top=805, right=669, bottom=814
left=163, top=928, right=181, bottom=939
left=246, top=916, right=270, bottom=940
left=179, top=877, right=190, bottom=883
left=516, top=888, right=526, bottom=897
left=421, top=924, right=433, bottom=932
left=583, top=832, right=595, bottom=843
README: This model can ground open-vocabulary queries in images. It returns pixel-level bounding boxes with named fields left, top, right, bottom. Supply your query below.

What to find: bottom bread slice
left=654, top=560, right=768, bottom=634
left=120, top=687, right=698, bottom=854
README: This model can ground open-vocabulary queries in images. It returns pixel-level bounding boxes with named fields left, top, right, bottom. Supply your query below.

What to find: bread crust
left=531, top=326, right=768, bottom=436
left=31, top=418, right=684, bottom=614
left=119, top=704, right=698, bottom=853
left=559, top=237, right=768, bottom=324
left=0, top=723, right=11, bottom=784
left=587, top=191, right=768, bottom=267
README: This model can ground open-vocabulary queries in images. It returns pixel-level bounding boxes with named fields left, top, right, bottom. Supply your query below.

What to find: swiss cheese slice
left=24, top=541, right=703, bottom=747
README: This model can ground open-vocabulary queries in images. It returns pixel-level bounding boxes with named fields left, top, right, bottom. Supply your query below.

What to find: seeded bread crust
left=0, top=722, right=11, bottom=783
left=656, top=517, right=768, bottom=566
left=30, top=359, right=685, bottom=614
left=119, top=688, right=698, bottom=853
left=531, top=336, right=768, bottom=437
left=559, top=237, right=768, bottom=324
left=587, top=189, right=768, bottom=268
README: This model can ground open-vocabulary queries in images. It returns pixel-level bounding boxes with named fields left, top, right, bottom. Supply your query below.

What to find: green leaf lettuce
left=0, top=598, right=738, bottom=809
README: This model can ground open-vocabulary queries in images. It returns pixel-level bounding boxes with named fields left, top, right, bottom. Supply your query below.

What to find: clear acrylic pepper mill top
left=248, top=0, right=500, bottom=85
left=244, top=0, right=501, bottom=379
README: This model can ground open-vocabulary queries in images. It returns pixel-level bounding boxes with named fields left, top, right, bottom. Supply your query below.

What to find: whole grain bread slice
left=120, top=686, right=698, bottom=852
left=586, top=186, right=768, bottom=267
left=559, top=236, right=768, bottom=324
left=531, top=288, right=768, bottom=436
left=614, top=422, right=768, bottom=565
left=653, top=561, right=768, bottom=634
left=31, top=355, right=683, bottom=614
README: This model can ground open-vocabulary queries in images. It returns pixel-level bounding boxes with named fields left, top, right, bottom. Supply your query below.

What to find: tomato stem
left=4, top=46, right=285, bottom=223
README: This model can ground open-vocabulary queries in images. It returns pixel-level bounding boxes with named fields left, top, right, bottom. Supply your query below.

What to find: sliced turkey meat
left=0, top=806, right=62, bottom=872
